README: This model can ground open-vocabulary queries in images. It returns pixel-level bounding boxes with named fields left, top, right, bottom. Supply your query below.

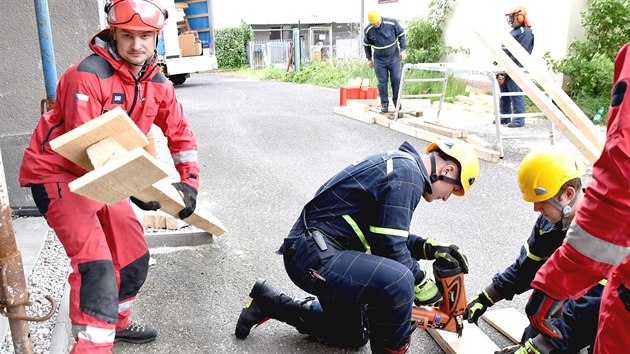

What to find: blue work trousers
left=374, top=54, right=402, bottom=107
left=521, top=284, right=603, bottom=353
left=499, top=75, right=525, bottom=126
left=280, top=230, right=416, bottom=350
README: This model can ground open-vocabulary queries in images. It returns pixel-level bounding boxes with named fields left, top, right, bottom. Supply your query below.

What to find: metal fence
left=247, top=38, right=363, bottom=69
left=248, top=40, right=292, bottom=69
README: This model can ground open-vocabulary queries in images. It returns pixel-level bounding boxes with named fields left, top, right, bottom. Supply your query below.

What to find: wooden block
left=144, top=210, right=186, bottom=230
left=134, top=180, right=226, bottom=236
left=333, top=106, right=375, bottom=124
left=374, top=114, right=392, bottom=127
left=427, top=321, right=500, bottom=354
left=482, top=308, right=530, bottom=344
left=466, top=134, right=493, bottom=150
left=69, top=148, right=170, bottom=205
left=50, top=107, right=148, bottom=171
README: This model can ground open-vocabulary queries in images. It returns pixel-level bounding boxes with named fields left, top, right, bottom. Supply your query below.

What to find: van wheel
left=168, top=74, right=187, bottom=85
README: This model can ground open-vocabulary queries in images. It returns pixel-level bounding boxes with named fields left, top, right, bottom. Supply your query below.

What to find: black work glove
left=464, top=283, right=503, bottom=324
left=416, top=238, right=469, bottom=274
left=172, top=182, right=197, bottom=219
left=130, top=196, right=161, bottom=211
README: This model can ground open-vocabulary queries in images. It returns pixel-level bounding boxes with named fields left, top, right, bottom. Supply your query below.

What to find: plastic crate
left=339, top=87, right=378, bottom=106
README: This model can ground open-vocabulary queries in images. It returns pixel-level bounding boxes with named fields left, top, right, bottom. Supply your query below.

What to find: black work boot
left=114, top=321, right=158, bottom=344
left=235, top=278, right=313, bottom=339
left=381, top=104, right=389, bottom=113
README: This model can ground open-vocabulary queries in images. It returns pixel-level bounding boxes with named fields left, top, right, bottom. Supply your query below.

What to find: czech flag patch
left=75, top=93, right=89, bottom=107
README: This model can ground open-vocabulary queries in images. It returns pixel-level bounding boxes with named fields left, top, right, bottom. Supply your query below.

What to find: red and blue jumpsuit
left=19, top=29, right=199, bottom=353
left=531, top=43, right=630, bottom=354
left=279, top=141, right=432, bottom=351
left=491, top=215, right=603, bottom=352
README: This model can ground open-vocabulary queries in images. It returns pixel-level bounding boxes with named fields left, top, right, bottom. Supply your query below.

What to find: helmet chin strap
left=548, top=192, right=578, bottom=230
left=429, top=152, right=461, bottom=188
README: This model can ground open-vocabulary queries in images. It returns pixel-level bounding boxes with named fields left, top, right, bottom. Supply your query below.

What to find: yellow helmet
left=426, top=139, right=480, bottom=196
left=517, top=147, right=586, bottom=202
left=367, top=10, right=381, bottom=25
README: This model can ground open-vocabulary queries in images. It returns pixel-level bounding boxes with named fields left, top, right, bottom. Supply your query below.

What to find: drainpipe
left=34, top=0, right=58, bottom=113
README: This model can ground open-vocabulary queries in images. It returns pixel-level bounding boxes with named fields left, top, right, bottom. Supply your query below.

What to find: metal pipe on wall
left=34, top=0, right=58, bottom=110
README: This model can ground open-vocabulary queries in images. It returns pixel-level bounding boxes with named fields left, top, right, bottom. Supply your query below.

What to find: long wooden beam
left=497, top=31, right=604, bottom=152
left=474, top=28, right=601, bottom=163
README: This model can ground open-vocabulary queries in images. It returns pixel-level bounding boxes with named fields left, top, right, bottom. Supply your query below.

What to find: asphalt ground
left=92, top=72, right=591, bottom=353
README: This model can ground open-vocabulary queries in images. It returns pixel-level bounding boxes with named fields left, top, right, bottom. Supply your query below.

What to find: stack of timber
left=427, top=307, right=530, bottom=353
left=49, top=107, right=226, bottom=236
left=333, top=98, right=501, bottom=163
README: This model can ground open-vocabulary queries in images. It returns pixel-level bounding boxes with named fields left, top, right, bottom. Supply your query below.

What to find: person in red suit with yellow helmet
left=19, top=1, right=199, bottom=352
left=525, top=43, right=630, bottom=354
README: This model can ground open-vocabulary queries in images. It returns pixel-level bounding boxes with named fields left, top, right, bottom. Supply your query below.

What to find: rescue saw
left=411, top=258, right=467, bottom=337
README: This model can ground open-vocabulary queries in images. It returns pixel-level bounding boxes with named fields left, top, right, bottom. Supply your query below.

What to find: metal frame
left=395, top=63, right=556, bottom=158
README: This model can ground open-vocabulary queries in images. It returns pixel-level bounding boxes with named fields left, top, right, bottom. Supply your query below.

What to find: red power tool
left=411, top=258, right=467, bottom=337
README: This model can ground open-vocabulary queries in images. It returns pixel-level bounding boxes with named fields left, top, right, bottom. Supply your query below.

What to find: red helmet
left=105, top=0, right=168, bottom=31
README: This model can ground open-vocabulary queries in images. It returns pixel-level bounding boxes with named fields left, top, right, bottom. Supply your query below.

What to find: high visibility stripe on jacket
left=363, top=17, right=407, bottom=60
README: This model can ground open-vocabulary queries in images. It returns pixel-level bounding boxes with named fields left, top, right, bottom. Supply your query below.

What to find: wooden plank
left=471, top=144, right=501, bottom=163
left=333, top=106, right=375, bottom=124
left=427, top=321, right=500, bottom=354
left=134, top=180, right=226, bottom=236
left=497, top=31, right=604, bottom=152
left=474, top=28, right=601, bottom=163
left=466, top=134, right=493, bottom=150
left=482, top=308, right=529, bottom=344
left=50, top=107, right=148, bottom=171
left=398, top=118, right=464, bottom=138
left=69, top=148, right=170, bottom=205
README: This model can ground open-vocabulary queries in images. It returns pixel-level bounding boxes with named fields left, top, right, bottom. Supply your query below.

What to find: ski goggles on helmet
left=106, top=0, right=167, bottom=31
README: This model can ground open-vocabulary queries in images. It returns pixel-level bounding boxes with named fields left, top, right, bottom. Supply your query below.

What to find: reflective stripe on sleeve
left=370, top=226, right=409, bottom=237
left=567, top=222, right=630, bottom=266
left=343, top=215, right=370, bottom=251
left=171, top=150, right=198, bottom=164
left=72, top=325, right=115, bottom=344
left=524, top=243, right=548, bottom=262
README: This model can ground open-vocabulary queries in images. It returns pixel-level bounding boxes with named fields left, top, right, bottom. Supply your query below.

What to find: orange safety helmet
left=105, top=0, right=168, bottom=31
left=506, top=6, right=531, bottom=28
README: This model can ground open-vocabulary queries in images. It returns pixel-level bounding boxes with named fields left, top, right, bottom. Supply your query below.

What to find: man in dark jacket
left=363, top=10, right=407, bottom=114
left=19, top=1, right=199, bottom=352
left=235, top=139, right=480, bottom=353
left=465, top=147, right=602, bottom=354
left=499, top=6, right=534, bottom=128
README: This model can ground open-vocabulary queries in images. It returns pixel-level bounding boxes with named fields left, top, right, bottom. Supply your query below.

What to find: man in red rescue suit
left=19, top=1, right=199, bottom=352
left=525, top=43, right=630, bottom=354
left=235, top=139, right=480, bottom=353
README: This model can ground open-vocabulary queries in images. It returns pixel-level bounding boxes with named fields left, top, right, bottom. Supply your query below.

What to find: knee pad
left=119, top=251, right=150, bottom=301
left=78, top=260, right=118, bottom=323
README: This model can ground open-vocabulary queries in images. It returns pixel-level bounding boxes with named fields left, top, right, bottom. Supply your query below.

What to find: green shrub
left=544, top=0, right=630, bottom=123
left=216, top=22, right=253, bottom=68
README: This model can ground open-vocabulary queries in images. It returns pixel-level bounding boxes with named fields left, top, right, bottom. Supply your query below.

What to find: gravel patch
left=1, top=232, right=69, bottom=354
